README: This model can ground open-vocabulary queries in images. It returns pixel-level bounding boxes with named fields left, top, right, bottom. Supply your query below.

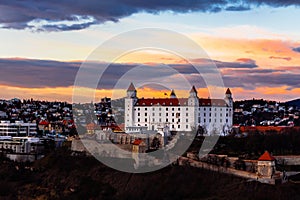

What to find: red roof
left=258, top=151, right=275, bottom=161
left=136, top=98, right=187, bottom=106
left=132, top=139, right=144, bottom=145
left=127, top=83, right=136, bottom=91
left=39, top=120, right=49, bottom=126
left=135, top=98, right=228, bottom=107
left=226, top=88, right=232, bottom=95
left=86, top=123, right=101, bottom=130
left=198, top=98, right=228, bottom=107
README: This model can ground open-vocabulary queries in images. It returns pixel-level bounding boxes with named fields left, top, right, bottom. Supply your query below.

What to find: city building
left=124, top=83, right=233, bottom=135
left=0, top=120, right=37, bottom=136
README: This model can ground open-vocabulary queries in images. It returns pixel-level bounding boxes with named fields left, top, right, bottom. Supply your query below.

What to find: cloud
left=269, top=56, right=292, bottom=61
left=1, top=0, right=300, bottom=31
left=225, top=5, right=251, bottom=11
left=191, top=58, right=258, bottom=69
left=292, top=47, right=300, bottom=53
left=1, top=58, right=299, bottom=92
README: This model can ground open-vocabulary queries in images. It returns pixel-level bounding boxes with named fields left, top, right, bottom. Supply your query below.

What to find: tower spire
left=127, top=82, right=136, bottom=92
left=170, top=89, right=177, bottom=99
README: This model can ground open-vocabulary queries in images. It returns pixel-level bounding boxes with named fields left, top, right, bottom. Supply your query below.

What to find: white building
left=125, top=83, right=233, bottom=135
left=0, top=121, right=37, bottom=136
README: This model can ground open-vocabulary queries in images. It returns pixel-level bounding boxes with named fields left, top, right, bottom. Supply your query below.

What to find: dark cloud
left=0, top=58, right=79, bottom=87
left=225, top=5, right=251, bottom=11
left=191, top=58, right=258, bottom=69
left=292, top=47, right=300, bottom=53
left=223, top=73, right=300, bottom=89
left=0, top=58, right=299, bottom=91
left=0, top=0, right=299, bottom=31
left=269, top=56, right=292, bottom=61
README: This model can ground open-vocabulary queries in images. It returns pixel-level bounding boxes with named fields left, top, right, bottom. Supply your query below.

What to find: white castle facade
left=124, top=83, right=233, bottom=135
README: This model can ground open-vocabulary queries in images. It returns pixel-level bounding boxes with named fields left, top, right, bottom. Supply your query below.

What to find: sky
left=1, top=1, right=300, bottom=102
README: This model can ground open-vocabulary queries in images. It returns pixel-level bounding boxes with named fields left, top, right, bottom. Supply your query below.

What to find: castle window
left=138, top=108, right=140, bottom=111
left=186, top=119, right=189, bottom=123
left=166, top=108, right=168, bottom=111
left=186, top=113, right=188, bottom=117
left=145, top=118, right=147, bottom=122
left=145, top=113, right=147, bottom=116
left=166, top=113, right=168, bottom=116
left=178, top=125, right=180, bottom=129
left=172, top=108, right=174, bottom=111
left=138, top=113, right=140, bottom=116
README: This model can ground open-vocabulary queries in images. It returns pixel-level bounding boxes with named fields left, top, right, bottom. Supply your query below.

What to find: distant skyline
left=1, top=1, right=300, bottom=102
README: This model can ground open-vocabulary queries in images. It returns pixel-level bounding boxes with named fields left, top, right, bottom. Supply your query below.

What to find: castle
left=124, top=83, right=233, bottom=135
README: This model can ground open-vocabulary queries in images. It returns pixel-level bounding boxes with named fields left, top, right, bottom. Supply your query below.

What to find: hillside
left=286, top=99, right=300, bottom=108
left=1, top=149, right=300, bottom=199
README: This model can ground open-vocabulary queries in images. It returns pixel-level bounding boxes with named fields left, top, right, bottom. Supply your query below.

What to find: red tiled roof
left=39, top=120, right=49, bottom=126
left=258, top=151, right=275, bottom=161
left=226, top=88, right=232, bottom=95
left=86, top=123, right=101, bottom=130
left=135, top=98, right=228, bottom=107
left=136, top=98, right=187, bottom=106
left=127, top=83, right=136, bottom=91
left=133, top=139, right=144, bottom=145
left=198, top=98, right=228, bottom=107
